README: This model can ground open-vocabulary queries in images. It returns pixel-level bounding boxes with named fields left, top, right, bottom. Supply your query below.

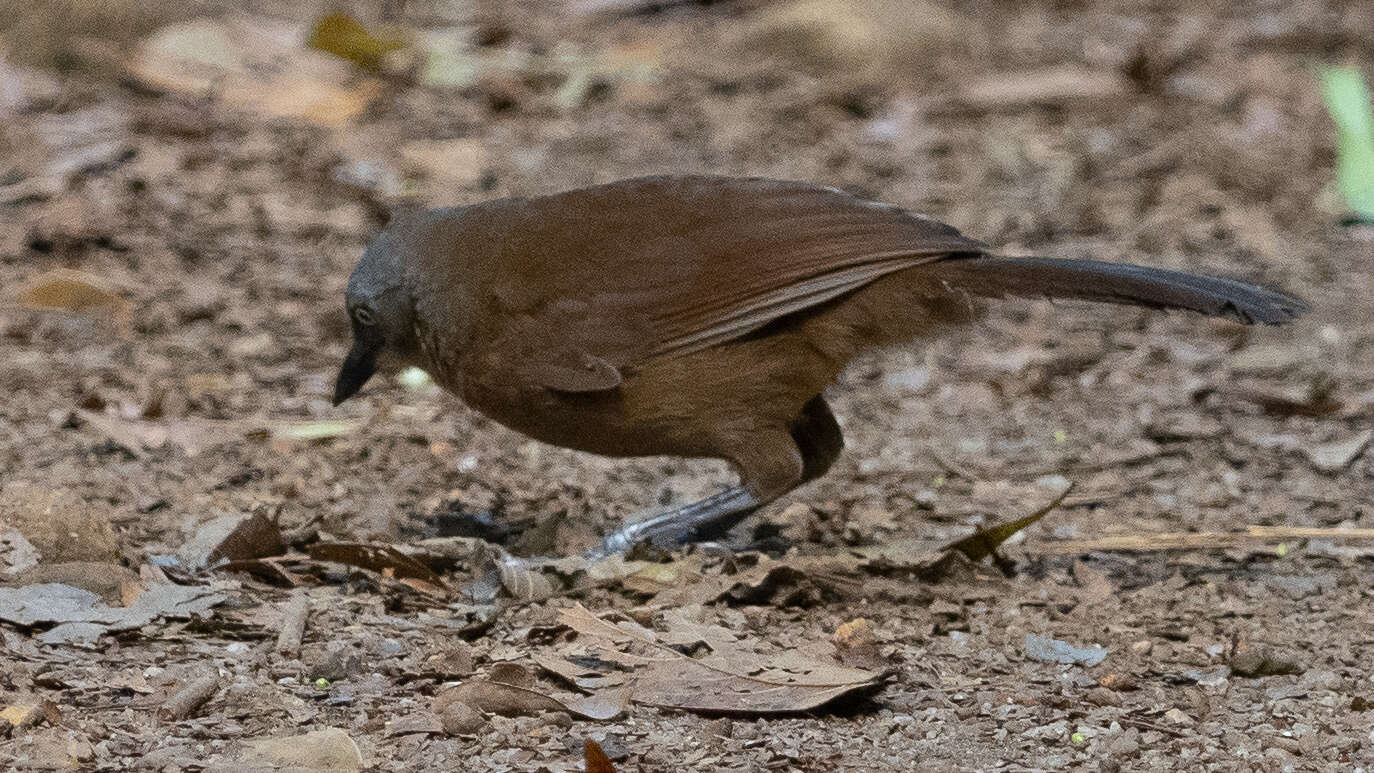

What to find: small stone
left=1130, top=640, right=1152, bottom=655
left=1298, top=669, right=1343, bottom=691
left=439, top=701, right=485, bottom=736
left=1162, top=707, right=1193, bottom=726
left=1230, top=648, right=1303, bottom=678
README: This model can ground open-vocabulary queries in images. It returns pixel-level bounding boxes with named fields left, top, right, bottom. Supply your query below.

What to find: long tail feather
left=930, top=256, right=1307, bottom=325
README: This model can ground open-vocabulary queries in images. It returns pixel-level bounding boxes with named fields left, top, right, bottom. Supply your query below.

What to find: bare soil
left=2, top=0, right=1372, bottom=770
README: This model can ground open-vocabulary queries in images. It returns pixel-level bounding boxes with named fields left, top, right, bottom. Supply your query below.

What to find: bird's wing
left=480, top=176, right=985, bottom=389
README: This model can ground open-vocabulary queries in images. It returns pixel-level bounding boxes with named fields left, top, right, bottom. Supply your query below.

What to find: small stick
left=275, top=591, right=310, bottom=655
left=159, top=675, right=219, bottom=721
left=1041, top=526, right=1374, bottom=554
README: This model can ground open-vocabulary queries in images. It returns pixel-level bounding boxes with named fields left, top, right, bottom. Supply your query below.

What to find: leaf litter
left=553, top=603, right=887, bottom=715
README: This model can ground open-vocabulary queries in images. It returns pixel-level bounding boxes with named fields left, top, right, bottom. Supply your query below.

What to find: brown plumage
left=333, top=175, right=1307, bottom=554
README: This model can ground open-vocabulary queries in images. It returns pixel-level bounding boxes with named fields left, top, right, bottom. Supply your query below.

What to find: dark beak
left=333, top=332, right=381, bottom=406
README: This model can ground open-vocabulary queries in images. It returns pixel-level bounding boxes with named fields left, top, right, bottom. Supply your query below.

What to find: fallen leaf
left=128, top=16, right=378, bottom=127
left=4, top=562, right=139, bottom=604
left=385, top=711, right=444, bottom=737
left=1024, top=633, right=1110, bottom=666
left=0, top=529, right=41, bottom=575
left=19, top=269, right=129, bottom=317
left=0, top=704, right=44, bottom=730
left=585, top=739, right=616, bottom=773
left=433, top=678, right=627, bottom=721
left=180, top=511, right=284, bottom=571
left=942, top=479, right=1073, bottom=563
left=0, top=582, right=226, bottom=644
left=308, top=542, right=447, bottom=588
left=268, top=419, right=365, bottom=442
left=955, top=66, right=1130, bottom=110
left=558, top=603, right=885, bottom=715
left=307, top=11, right=405, bottom=72
left=1303, top=429, right=1372, bottom=473
left=239, top=727, right=363, bottom=771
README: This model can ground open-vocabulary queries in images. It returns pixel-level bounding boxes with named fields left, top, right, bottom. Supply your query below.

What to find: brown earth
left=1, top=0, right=1372, bottom=770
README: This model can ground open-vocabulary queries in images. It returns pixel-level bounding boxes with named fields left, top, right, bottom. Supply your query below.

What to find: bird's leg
left=792, top=395, right=844, bottom=483
left=588, top=486, right=763, bottom=558
left=588, top=396, right=845, bottom=557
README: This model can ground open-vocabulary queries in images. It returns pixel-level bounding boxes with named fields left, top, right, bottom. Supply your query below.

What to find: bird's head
left=333, top=226, right=422, bottom=406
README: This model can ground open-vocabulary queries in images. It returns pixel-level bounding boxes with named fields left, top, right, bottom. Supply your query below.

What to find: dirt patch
left=2, top=0, right=1371, bottom=769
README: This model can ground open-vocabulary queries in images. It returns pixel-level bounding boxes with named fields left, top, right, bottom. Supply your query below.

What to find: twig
left=1039, top=526, right=1374, bottom=555
left=275, top=591, right=310, bottom=655
left=925, top=445, right=980, bottom=481
left=159, top=675, right=219, bottom=720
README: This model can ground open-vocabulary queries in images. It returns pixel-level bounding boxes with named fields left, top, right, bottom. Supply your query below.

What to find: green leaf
left=1319, top=66, right=1374, bottom=221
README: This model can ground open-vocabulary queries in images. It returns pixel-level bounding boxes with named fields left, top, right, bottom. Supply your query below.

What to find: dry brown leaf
left=385, top=711, right=444, bottom=737
left=833, top=618, right=876, bottom=651
left=19, top=269, right=129, bottom=317
left=942, top=480, right=1073, bottom=563
left=128, top=16, right=377, bottom=127
left=585, top=739, right=616, bottom=773
left=180, top=511, right=284, bottom=571
left=488, top=662, right=536, bottom=689
left=308, top=542, right=447, bottom=588
left=558, top=603, right=884, bottom=715
left=0, top=704, right=44, bottom=730
left=433, top=678, right=627, bottom=720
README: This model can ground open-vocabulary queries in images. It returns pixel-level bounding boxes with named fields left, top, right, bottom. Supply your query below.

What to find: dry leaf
left=585, top=739, right=616, bottom=773
left=942, top=479, right=1073, bottom=562
left=128, top=16, right=377, bottom=127
left=956, top=66, right=1129, bottom=110
left=268, top=419, right=364, bottom=442
left=19, top=269, right=129, bottom=317
left=558, top=603, right=885, bottom=715
left=307, top=11, right=405, bottom=72
left=0, top=582, right=225, bottom=644
left=180, top=511, right=284, bottom=571
left=1303, top=430, right=1372, bottom=473
left=239, top=727, right=363, bottom=771
left=308, top=542, right=447, bottom=588
left=433, top=678, right=627, bottom=720
left=488, top=662, right=536, bottom=689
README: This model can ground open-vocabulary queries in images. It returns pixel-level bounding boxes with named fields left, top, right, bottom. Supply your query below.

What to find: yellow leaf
left=307, top=12, right=406, bottom=72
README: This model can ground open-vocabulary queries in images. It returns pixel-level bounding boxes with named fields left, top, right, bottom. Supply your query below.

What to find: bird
left=332, top=175, right=1307, bottom=556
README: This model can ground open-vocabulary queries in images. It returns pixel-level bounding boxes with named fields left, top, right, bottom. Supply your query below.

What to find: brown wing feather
left=476, top=176, right=985, bottom=374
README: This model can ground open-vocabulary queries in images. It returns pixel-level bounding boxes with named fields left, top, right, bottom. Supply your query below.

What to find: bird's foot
left=585, top=486, right=762, bottom=559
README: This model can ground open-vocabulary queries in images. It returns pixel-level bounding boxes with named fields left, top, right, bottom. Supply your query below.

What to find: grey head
left=332, top=220, right=422, bottom=406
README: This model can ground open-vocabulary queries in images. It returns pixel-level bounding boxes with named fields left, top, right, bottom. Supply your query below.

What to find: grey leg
left=589, top=395, right=846, bottom=557
left=588, top=486, right=763, bottom=558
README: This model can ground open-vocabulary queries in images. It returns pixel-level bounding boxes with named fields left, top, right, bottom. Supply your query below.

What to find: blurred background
left=2, top=0, right=1372, bottom=768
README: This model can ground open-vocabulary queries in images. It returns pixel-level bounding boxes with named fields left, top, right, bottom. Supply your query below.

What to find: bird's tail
left=928, top=255, right=1307, bottom=325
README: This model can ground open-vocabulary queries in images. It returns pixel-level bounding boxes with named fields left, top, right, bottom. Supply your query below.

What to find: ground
left=1, top=0, right=1372, bottom=770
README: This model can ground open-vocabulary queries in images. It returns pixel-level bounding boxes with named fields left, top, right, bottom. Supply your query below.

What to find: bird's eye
left=352, top=306, right=377, bottom=326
